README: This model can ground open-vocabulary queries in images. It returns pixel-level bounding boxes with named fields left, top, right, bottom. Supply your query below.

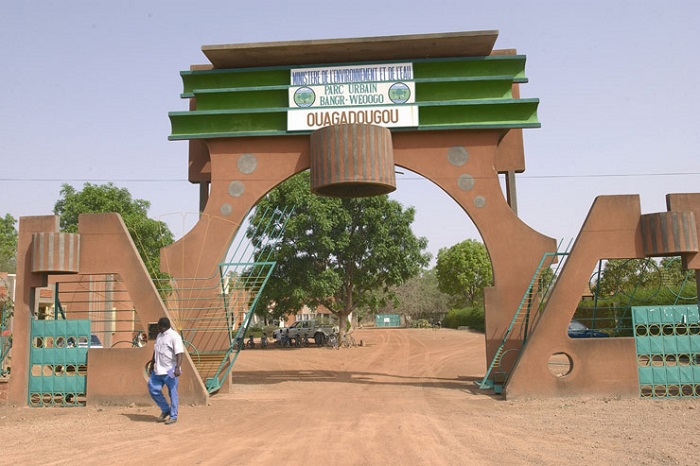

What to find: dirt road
left=1, top=328, right=699, bottom=465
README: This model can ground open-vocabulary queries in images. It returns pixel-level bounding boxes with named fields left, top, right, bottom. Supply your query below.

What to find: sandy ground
left=1, top=328, right=700, bottom=465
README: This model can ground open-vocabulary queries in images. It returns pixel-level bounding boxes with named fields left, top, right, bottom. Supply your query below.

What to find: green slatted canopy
left=168, top=30, right=540, bottom=140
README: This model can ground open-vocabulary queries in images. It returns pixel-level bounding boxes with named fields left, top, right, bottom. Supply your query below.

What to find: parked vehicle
left=273, top=320, right=337, bottom=346
left=568, top=320, right=609, bottom=338
left=77, top=334, right=103, bottom=348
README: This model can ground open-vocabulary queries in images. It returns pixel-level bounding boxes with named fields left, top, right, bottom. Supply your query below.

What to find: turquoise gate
left=632, top=305, right=700, bottom=398
left=29, top=319, right=91, bottom=407
left=376, top=314, right=401, bottom=327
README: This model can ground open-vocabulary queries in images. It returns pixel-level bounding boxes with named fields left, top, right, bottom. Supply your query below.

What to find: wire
left=0, top=171, right=698, bottom=183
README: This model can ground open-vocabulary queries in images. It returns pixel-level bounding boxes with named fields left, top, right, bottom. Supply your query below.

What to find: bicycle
left=326, top=332, right=339, bottom=350
left=341, top=332, right=358, bottom=348
left=111, top=330, right=147, bottom=348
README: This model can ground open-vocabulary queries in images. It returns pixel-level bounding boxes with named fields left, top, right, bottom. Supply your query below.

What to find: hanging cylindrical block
left=309, top=124, right=396, bottom=198
left=640, top=212, right=698, bottom=256
left=31, top=232, right=80, bottom=274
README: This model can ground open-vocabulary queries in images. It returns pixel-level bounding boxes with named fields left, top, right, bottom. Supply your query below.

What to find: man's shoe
left=157, top=412, right=170, bottom=422
left=164, top=417, right=178, bottom=425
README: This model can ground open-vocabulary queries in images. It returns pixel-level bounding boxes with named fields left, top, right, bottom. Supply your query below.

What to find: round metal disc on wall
left=309, top=124, right=396, bottom=198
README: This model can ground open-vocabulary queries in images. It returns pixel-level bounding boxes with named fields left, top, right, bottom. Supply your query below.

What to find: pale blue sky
left=1, top=1, right=698, bottom=263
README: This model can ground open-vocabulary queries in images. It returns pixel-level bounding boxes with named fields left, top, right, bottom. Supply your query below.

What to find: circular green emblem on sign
left=388, top=82, right=410, bottom=104
left=294, top=87, right=316, bottom=107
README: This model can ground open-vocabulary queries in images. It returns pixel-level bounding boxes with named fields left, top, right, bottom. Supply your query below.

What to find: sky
left=1, top=1, right=698, bottom=265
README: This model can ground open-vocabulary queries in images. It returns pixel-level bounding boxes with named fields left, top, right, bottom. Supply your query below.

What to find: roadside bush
left=443, top=306, right=485, bottom=332
left=410, top=318, right=431, bottom=328
left=245, top=325, right=277, bottom=338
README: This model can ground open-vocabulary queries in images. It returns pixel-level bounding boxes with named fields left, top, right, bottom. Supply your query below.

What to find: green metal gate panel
left=29, top=319, right=90, bottom=407
left=376, top=314, right=400, bottom=327
left=632, top=305, right=700, bottom=398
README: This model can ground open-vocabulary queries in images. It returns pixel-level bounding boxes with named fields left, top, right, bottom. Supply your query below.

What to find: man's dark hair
left=157, top=317, right=171, bottom=329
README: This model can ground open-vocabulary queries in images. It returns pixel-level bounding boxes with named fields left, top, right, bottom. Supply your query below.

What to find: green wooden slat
left=191, top=78, right=516, bottom=111
left=180, top=56, right=528, bottom=97
left=413, top=56, right=527, bottom=81
left=182, top=69, right=290, bottom=96
left=417, top=99, right=539, bottom=126
left=169, top=99, right=539, bottom=140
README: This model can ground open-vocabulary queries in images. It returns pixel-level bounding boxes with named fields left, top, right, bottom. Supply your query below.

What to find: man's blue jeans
left=148, top=372, right=179, bottom=419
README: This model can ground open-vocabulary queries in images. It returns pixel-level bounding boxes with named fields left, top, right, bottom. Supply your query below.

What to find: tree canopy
left=246, top=171, right=430, bottom=336
left=0, top=214, right=18, bottom=273
left=383, top=268, right=451, bottom=324
left=435, top=239, right=493, bottom=307
left=53, top=183, right=174, bottom=283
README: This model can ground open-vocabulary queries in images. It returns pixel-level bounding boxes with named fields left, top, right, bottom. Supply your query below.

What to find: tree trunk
left=337, top=309, right=351, bottom=344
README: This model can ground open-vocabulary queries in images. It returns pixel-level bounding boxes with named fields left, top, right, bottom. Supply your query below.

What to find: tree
left=0, top=214, right=18, bottom=273
left=386, top=268, right=450, bottom=323
left=247, top=171, right=430, bottom=340
left=435, top=239, right=493, bottom=307
left=53, top=183, right=174, bottom=286
left=592, top=258, right=660, bottom=298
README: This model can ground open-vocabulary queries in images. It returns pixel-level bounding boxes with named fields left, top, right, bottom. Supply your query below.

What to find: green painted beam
left=169, top=99, right=539, bottom=140
left=190, top=78, right=516, bottom=112
left=180, top=56, right=528, bottom=98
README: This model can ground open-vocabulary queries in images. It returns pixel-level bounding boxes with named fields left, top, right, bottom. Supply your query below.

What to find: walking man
left=147, top=317, right=184, bottom=425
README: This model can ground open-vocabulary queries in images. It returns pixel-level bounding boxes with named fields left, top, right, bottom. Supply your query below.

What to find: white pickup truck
left=273, top=320, right=337, bottom=346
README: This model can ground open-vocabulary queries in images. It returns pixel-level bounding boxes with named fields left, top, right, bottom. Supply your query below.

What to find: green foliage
left=578, top=256, right=698, bottom=336
left=592, top=258, right=660, bottom=297
left=247, top=171, right=430, bottom=329
left=245, top=324, right=278, bottom=338
left=442, top=306, right=485, bottom=332
left=435, top=239, right=493, bottom=307
left=410, top=318, right=431, bottom=328
left=383, top=268, right=450, bottom=321
left=0, top=214, right=18, bottom=273
left=53, top=183, right=174, bottom=288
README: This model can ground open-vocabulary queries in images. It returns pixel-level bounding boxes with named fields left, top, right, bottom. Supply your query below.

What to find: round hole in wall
left=547, top=352, right=573, bottom=377
left=640, top=385, right=653, bottom=398
left=637, top=354, right=651, bottom=367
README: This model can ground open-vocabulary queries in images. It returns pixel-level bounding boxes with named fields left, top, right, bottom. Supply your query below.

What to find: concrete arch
left=162, top=128, right=557, bottom=367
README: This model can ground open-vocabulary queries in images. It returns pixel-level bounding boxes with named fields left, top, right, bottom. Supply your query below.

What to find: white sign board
left=288, top=63, right=418, bottom=131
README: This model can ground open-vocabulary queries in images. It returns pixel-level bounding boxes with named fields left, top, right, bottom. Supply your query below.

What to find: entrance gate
left=632, top=305, right=700, bottom=398
left=29, top=319, right=91, bottom=407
